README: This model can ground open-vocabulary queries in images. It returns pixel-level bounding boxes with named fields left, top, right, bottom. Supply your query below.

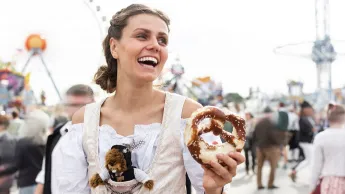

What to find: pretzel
left=184, top=106, right=246, bottom=165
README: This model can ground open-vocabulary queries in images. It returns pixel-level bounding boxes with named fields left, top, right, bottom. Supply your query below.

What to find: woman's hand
left=202, top=152, right=245, bottom=194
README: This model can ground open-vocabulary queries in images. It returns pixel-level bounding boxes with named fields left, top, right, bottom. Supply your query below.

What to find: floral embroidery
left=123, top=139, right=146, bottom=151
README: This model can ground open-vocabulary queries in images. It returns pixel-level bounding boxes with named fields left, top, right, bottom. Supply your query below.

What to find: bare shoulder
left=72, top=106, right=86, bottom=124
left=181, top=98, right=203, bottom=119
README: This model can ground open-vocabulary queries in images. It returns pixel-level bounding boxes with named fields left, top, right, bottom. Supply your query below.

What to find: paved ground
left=222, top=161, right=311, bottom=194
left=191, top=159, right=311, bottom=194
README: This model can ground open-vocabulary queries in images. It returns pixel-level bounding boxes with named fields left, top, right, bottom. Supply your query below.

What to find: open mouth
left=138, top=57, right=159, bottom=67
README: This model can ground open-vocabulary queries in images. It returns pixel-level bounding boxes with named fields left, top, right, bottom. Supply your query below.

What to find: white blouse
left=310, top=128, right=345, bottom=190
left=52, top=119, right=219, bottom=194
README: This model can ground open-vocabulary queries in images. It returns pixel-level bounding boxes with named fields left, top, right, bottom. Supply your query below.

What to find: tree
left=224, top=93, right=244, bottom=103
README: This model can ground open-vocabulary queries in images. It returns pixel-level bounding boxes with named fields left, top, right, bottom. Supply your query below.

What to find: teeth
left=138, top=57, right=158, bottom=64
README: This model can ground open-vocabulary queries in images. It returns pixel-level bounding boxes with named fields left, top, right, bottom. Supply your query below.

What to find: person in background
left=310, top=104, right=345, bottom=194
left=319, top=102, right=335, bottom=133
left=50, top=115, right=68, bottom=132
left=0, top=109, right=50, bottom=194
left=244, top=111, right=256, bottom=175
left=7, top=109, right=24, bottom=137
left=34, top=84, right=94, bottom=194
left=253, top=107, right=289, bottom=190
left=0, top=115, right=16, bottom=194
left=289, top=101, right=316, bottom=182
left=287, top=106, right=300, bottom=162
left=234, top=103, right=245, bottom=118
left=276, top=102, right=290, bottom=169
left=48, top=104, right=68, bottom=133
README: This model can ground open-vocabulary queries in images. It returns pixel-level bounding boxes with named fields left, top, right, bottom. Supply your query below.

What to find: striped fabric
left=321, top=176, right=345, bottom=194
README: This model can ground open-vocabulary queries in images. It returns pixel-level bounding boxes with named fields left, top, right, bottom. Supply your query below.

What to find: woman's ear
left=110, top=37, right=119, bottom=59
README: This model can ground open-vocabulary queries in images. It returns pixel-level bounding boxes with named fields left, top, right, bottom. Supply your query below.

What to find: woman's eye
left=158, top=37, right=168, bottom=46
left=136, top=34, right=147, bottom=40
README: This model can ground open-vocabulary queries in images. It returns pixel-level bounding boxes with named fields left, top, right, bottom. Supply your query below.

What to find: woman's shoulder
left=181, top=97, right=202, bottom=119
left=72, top=99, right=107, bottom=124
left=72, top=106, right=86, bottom=124
left=160, top=90, right=203, bottom=119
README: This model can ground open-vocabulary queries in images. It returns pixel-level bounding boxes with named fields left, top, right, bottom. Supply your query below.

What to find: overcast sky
left=1, top=0, right=345, bottom=104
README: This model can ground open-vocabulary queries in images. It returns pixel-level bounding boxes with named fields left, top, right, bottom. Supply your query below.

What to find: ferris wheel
left=83, top=0, right=109, bottom=41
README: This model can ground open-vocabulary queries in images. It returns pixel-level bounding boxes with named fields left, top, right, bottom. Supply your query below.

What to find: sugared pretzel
left=184, top=106, right=246, bottom=165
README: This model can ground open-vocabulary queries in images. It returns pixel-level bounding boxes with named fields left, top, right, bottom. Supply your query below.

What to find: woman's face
left=110, top=14, right=169, bottom=83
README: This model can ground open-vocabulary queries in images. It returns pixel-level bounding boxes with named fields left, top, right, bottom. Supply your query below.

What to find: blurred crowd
left=238, top=101, right=345, bottom=193
left=0, top=84, right=94, bottom=194
left=1, top=84, right=345, bottom=194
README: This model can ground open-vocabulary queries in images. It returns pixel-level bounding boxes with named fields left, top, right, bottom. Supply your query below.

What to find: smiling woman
left=94, top=4, right=170, bottom=93
left=53, top=4, right=245, bottom=194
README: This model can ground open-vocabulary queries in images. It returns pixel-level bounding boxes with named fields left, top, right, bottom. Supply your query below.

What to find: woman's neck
left=111, top=76, right=157, bottom=113
left=329, top=123, right=345, bottom=129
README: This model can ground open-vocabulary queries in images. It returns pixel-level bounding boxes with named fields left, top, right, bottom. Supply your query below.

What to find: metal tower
left=274, top=0, right=345, bottom=109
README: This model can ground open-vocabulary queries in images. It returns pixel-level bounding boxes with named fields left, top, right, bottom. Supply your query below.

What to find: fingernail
left=217, top=153, right=224, bottom=158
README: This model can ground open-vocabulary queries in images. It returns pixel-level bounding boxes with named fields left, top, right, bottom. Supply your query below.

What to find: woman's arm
left=181, top=98, right=245, bottom=194
left=52, top=123, right=90, bottom=193
left=181, top=119, right=205, bottom=194
left=182, top=127, right=226, bottom=194
left=310, top=134, right=324, bottom=191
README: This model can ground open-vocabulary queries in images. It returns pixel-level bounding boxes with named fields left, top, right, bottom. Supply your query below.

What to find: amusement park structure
left=161, top=56, right=223, bottom=106
left=274, top=0, right=345, bottom=110
left=83, top=0, right=108, bottom=41
left=0, top=0, right=108, bottom=108
left=22, top=34, right=62, bottom=101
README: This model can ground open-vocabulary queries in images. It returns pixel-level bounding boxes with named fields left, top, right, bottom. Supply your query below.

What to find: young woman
left=311, top=105, right=345, bottom=194
left=53, top=4, right=245, bottom=194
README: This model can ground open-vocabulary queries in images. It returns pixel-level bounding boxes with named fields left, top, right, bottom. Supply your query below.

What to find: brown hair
left=94, top=4, right=170, bottom=93
left=66, top=84, right=94, bottom=97
left=11, top=110, right=19, bottom=119
left=328, top=104, right=345, bottom=123
left=0, top=115, right=10, bottom=128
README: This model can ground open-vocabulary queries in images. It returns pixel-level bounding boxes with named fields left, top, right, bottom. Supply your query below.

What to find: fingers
left=217, top=154, right=237, bottom=177
left=229, top=152, right=245, bottom=164
left=203, top=152, right=244, bottom=186
left=207, top=156, right=234, bottom=182
left=202, top=165, right=226, bottom=185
